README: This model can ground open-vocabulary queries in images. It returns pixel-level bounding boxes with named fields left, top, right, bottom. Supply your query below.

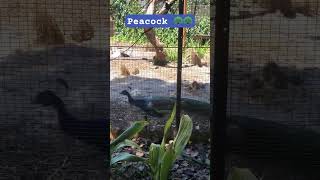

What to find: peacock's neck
left=53, top=103, right=75, bottom=126
left=127, top=94, right=134, bottom=103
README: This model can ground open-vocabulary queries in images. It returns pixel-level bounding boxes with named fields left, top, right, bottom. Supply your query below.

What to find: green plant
left=110, top=121, right=149, bottom=166
left=147, top=105, right=193, bottom=180
left=111, top=1, right=210, bottom=45
left=165, top=48, right=178, bottom=62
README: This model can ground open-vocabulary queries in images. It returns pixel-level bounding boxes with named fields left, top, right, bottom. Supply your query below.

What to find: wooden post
left=182, top=0, right=187, bottom=47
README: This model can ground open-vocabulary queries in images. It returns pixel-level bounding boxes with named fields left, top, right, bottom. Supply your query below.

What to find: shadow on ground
left=0, top=45, right=108, bottom=179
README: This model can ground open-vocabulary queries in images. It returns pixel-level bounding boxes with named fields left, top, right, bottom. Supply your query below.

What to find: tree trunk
left=144, top=0, right=177, bottom=66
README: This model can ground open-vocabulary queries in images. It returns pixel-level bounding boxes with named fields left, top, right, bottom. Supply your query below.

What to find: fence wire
left=226, top=0, right=320, bottom=179
left=110, top=1, right=210, bottom=178
left=110, top=2, right=210, bottom=119
left=0, top=0, right=108, bottom=179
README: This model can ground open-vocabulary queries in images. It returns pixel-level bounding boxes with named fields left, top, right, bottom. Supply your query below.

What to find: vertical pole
left=176, top=0, right=184, bottom=129
left=182, top=0, right=187, bottom=47
left=211, top=0, right=230, bottom=179
left=106, top=0, right=110, bottom=178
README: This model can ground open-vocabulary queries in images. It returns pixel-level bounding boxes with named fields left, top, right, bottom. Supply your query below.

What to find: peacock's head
left=32, top=90, right=64, bottom=108
left=120, top=90, right=130, bottom=96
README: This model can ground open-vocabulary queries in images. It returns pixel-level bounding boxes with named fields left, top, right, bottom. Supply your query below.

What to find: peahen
left=120, top=90, right=210, bottom=116
left=32, top=90, right=107, bottom=151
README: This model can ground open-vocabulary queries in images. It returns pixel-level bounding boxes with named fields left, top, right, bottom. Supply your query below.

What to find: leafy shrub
left=147, top=105, right=193, bottom=180
left=110, top=121, right=149, bottom=166
left=111, top=1, right=210, bottom=49
left=110, top=105, right=193, bottom=180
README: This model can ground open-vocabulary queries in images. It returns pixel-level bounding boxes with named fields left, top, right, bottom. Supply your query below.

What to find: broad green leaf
left=110, top=152, right=145, bottom=166
left=159, top=147, right=175, bottom=180
left=149, top=143, right=161, bottom=174
left=112, top=139, right=142, bottom=154
left=111, top=121, right=148, bottom=150
left=227, top=168, right=258, bottom=180
left=161, top=104, right=176, bottom=147
left=173, top=115, right=193, bottom=157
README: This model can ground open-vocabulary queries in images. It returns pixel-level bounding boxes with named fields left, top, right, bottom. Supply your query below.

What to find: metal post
left=211, top=0, right=230, bottom=179
left=176, top=0, right=184, bottom=129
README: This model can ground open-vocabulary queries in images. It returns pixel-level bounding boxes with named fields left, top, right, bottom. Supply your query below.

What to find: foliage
left=187, top=16, right=210, bottom=41
left=147, top=105, right=193, bottom=180
left=110, top=121, right=149, bottom=166
left=164, top=47, right=178, bottom=62
left=110, top=105, right=193, bottom=180
left=111, top=0, right=147, bottom=43
left=111, top=1, right=210, bottom=61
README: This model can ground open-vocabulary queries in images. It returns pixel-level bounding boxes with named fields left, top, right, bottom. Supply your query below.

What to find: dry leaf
left=136, top=151, right=144, bottom=157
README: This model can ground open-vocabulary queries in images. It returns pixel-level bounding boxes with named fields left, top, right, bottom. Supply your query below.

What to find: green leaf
left=113, top=139, right=142, bottom=153
left=227, top=168, right=258, bottom=180
left=161, top=104, right=176, bottom=147
left=110, top=152, right=145, bottom=166
left=110, top=121, right=148, bottom=151
left=173, top=115, right=193, bottom=157
left=149, top=143, right=161, bottom=175
left=159, top=148, right=175, bottom=180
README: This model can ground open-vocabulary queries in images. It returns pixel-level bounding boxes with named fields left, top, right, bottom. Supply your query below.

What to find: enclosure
left=111, top=0, right=320, bottom=180
left=224, top=0, right=320, bottom=179
left=110, top=0, right=210, bottom=179
left=0, top=0, right=319, bottom=179
left=0, top=0, right=108, bottom=179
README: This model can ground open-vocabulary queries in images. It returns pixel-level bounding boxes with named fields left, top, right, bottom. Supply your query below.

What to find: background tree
left=144, top=0, right=177, bottom=66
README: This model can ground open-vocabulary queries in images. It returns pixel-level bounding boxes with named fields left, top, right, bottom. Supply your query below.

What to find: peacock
left=120, top=90, right=210, bottom=117
left=120, top=90, right=168, bottom=117
left=32, top=90, right=107, bottom=151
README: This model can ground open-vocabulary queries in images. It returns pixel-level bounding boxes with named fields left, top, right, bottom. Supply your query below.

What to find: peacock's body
left=120, top=90, right=210, bottom=116
left=33, top=90, right=107, bottom=151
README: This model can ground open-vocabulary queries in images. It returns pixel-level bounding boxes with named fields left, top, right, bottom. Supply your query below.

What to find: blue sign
left=125, top=14, right=195, bottom=28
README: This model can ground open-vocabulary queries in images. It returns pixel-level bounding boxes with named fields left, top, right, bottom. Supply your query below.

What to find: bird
left=120, top=90, right=166, bottom=117
left=120, top=51, right=130, bottom=57
left=226, top=116, right=320, bottom=175
left=32, top=90, right=107, bottom=151
left=120, top=90, right=210, bottom=116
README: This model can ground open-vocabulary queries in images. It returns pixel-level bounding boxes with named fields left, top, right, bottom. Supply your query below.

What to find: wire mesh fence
left=110, top=0, right=211, bottom=179
left=110, top=0, right=210, bottom=130
left=226, top=0, right=320, bottom=179
left=0, top=0, right=108, bottom=179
